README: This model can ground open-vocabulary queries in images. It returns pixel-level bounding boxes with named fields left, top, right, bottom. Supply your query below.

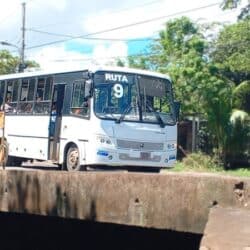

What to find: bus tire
left=0, top=141, right=8, bottom=166
left=6, top=156, right=23, bottom=167
left=65, top=146, right=82, bottom=171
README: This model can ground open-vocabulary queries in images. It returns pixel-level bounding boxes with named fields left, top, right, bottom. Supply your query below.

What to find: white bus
left=0, top=66, right=179, bottom=171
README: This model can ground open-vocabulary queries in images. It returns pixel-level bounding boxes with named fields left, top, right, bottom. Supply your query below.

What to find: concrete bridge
left=0, top=169, right=249, bottom=237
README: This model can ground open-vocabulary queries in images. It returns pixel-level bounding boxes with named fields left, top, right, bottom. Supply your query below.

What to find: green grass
left=222, top=168, right=250, bottom=177
left=164, top=152, right=250, bottom=177
left=169, top=162, right=250, bottom=177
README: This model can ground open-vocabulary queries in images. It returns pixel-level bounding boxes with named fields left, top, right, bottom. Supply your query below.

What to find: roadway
left=4, top=160, right=59, bottom=171
left=4, top=160, right=161, bottom=173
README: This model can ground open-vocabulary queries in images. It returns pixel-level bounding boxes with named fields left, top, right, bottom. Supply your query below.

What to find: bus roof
left=0, top=65, right=171, bottom=81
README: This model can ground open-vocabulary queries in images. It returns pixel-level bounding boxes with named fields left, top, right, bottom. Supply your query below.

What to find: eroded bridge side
left=0, top=170, right=249, bottom=234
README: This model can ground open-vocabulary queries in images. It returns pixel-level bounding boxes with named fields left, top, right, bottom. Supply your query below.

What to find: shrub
left=181, top=152, right=223, bottom=171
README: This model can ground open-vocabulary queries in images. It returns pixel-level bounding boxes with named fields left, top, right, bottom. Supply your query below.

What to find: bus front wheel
left=65, top=146, right=82, bottom=171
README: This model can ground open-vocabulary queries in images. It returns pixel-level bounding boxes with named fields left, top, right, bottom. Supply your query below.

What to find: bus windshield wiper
left=146, top=101, right=165, bottom=128
left=115, top=105, right=132, bottom=123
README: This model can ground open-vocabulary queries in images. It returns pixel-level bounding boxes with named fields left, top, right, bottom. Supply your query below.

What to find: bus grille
left=117, top=139, right=164, bottom=151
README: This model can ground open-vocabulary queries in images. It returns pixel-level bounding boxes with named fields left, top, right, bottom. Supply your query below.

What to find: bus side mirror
left=174, top=101, right=180, bottom=121
left=85, top=80, right=93, bottom=98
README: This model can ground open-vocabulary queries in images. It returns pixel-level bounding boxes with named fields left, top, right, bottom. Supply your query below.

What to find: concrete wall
left=200, top=207, right=250, bottom=250
left=0, top=170, right=250, bottom=234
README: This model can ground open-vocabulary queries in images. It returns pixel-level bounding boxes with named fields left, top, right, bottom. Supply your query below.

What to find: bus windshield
left=94, top=71, right=176, bottom=126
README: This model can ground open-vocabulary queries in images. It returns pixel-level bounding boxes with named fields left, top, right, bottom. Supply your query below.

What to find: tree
left=126, top=16, right=249, bottom=167
left=127, top=55, right=150, bottom=70
left=212, top=19, right=250, bottom=84
left=226, top=110, right=250, bottom=166
left=202, top=79, right=234, bottom=163
left=147, top=17, right=224, bottom=115
left=221, top=0, right=250, bottom=20
left=116, top=58, right=125, bottom=67
left=0, top=50, right=19, bottom=74
left=209, top=18, right=250, bottom=165
left=211, top=18, right=250, bottom=155
left=0, top=49, right=39, bottom=75
left=233, top=81, right=250, bottom=113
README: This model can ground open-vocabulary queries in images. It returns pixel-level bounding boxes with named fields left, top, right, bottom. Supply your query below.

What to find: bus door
left=49, top=83, right=65, bottom=161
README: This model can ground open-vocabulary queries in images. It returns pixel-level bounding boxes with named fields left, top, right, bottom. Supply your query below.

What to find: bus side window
left=70, top=80, right=90, bottom=117
left=34, top=77, right=52, bottom=114
left=5, top=80, right=18, bottom=113
left=0, top=81, right=4, bottom=110
left=18, top=78, right=35, bottom=114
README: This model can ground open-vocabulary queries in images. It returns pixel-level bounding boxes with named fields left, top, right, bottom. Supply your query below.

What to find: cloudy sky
left=0, top=0, right=246, bottom=71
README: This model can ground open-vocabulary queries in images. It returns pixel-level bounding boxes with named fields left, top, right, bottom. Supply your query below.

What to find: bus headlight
left=167, top=143, right=177, bottom=150
left=96, top=135, right=113, bottom=145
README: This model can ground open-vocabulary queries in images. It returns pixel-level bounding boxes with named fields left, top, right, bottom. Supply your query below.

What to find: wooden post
left=191, top=116, right=196, bottom=152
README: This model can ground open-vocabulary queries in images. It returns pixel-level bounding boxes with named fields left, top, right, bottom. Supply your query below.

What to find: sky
left=0, top=0, right=246, bottom=71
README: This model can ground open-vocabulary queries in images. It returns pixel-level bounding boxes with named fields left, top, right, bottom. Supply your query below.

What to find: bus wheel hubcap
left=68, top=149, right=78, bottom=169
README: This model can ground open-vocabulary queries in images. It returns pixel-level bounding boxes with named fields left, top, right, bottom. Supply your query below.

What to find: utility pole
left=19, top=2, right=26, bottom=72
left=0, top=3, right=26, bottom=73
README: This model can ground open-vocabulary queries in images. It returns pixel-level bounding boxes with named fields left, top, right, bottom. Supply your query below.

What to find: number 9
left=113, top=84, right=123, bottom=98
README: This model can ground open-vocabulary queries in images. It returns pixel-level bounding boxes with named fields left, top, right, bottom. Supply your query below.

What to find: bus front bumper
left=86, top=147, right=177, bottom=168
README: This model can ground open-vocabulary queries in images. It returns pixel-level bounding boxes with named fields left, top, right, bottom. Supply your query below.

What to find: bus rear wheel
left=6, top=156, right=23, bottom=167
left=65, top=146, right=82, bottom=171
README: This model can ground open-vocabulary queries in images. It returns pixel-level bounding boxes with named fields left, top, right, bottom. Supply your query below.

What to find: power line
left=0, top=7, right=19, bottom=26
left=0, top=0, right=35, bottom=27
left=105, top=0, right=163, bottom=15
left=47, top=52, right=156, bottom=63
left=27, top=0, right=163, bottom=30
left=12, top=30, right=250, bottom=58
left=26, top=2, right=220, bottom=50
left=40, top=40, right=250, bottom=64
left=26, top=28, right=156, bottom=42
left=26, top=7, right=239, bottom=43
